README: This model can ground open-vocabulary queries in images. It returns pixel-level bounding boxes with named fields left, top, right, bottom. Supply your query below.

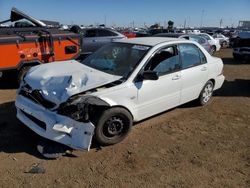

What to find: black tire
left=198, top=81, right=214, bottom=106
left=222, top=41, right=227, bottom=48
left=95, top=107, right=133, bottom=146
left=211, top=45, right=216, bottom=55
left=70, top=25, right=82, bottom=34
left=233, top=53, right=243, bottom=61
left=18, top=66, right=32, bottom=85
left=37, top=139, right=69, bottom=159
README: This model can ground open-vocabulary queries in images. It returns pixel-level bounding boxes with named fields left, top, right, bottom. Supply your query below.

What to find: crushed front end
left=15, top=83, right=97, bottom=150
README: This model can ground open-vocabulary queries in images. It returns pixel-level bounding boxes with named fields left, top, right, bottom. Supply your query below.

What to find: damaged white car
left=15, top=37, right=225, bottom=158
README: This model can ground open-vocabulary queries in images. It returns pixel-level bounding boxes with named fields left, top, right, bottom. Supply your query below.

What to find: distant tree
left=150, top=23, right=160, bottom=29
left=167, top=20, right=174, bottom=30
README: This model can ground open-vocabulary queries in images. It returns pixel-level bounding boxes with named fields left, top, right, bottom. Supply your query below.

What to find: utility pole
left=184, top=19, right=186, bottom=29
left=104, top=15, right=107, bottom=26
left=200, top=9, right=205, bottom=28
left=220, top=18, right=223, bottom=28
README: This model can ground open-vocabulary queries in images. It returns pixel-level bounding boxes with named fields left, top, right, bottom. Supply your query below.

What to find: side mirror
left=142, top=70, right=159, bottom=80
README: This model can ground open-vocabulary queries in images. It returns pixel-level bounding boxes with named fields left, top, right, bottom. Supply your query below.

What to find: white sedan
left=198, top=33, right=221, bottom=54
left=212, top=33, right=230, bottom=47
left=15, top=37, right=225, bottom=155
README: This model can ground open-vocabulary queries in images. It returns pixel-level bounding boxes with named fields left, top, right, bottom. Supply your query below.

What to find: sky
left=0, top=0, right=250, bottom=28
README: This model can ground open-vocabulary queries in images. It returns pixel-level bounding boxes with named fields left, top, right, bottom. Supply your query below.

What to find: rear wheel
left=95, top=107, right=132, bottom=146
left=37, top=139, right=72, bottom=159
left=198, top=81, right=214, bottom=106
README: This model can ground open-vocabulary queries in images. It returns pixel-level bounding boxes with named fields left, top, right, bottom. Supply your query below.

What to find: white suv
left=16, top=37, right=225, bottom=155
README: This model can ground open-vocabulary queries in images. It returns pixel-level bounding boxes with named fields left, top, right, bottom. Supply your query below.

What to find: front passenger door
left=134, top=46, right=182, bottom=120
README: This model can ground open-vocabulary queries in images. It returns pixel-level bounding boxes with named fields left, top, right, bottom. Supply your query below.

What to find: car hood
left=23, top=60, right=122, bottom=105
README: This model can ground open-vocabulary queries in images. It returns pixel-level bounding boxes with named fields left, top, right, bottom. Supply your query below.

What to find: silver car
left=154, top=33, right=212, bottom=54
left=81, top=28, right=126, bottom=55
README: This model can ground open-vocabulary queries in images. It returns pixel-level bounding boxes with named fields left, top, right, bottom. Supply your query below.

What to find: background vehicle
left=15, top=37, right=224, bottom=157
left=232, top=32, right=250, bottom=60
left=121, top=31, right=137, bottom=38
left=80, top=28, right=126, bottom=55
left=212, top=33, right=230, bottom=47
left=197, top=33, right=221, bottom=54
left=154, top=33, right=212, bottom=54
left=148, top=28, right=169, bottom=36
left=0, top=8, right=82, bottom=83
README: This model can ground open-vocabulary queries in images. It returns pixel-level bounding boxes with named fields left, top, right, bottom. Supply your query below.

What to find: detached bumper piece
left=15, top=95, right=95, bottom=150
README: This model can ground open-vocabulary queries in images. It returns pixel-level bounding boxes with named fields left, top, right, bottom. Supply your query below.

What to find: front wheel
left=95, top=107, right=133, bottom=146
left=198, top=81, right=214, bottom=106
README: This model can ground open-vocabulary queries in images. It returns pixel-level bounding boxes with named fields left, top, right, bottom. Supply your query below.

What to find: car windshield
left=81, top=43, right=150, bottom=78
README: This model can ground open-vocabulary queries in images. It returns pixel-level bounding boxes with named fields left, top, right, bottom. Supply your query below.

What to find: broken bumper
left=15, top=95, right=95, bottom=150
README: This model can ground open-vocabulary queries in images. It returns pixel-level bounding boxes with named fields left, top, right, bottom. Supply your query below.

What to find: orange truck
left=0, top=8, right=82, bottom=82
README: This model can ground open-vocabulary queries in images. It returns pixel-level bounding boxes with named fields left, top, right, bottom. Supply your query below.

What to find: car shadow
left=0, top=101, right=104, bottom=158
left=0, top=101, right=44, bottom=158
left=222, top=57, right=250, bottom=65
left=0, top=72, right=19, bottom=89
left=214, top=79, right=250, bottom=97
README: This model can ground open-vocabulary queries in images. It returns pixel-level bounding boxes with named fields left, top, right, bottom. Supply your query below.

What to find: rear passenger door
left=179, top=43, right=208, bottom=104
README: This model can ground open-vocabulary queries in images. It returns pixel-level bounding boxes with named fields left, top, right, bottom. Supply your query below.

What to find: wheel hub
left=202, top=84, right=213, bottom=102
left=106, top=117, right=124, bottom=136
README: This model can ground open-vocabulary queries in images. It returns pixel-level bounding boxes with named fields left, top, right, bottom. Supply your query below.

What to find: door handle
left=201, top=67, right=207, bottom=71
left=172, top=75, right=181, bottom=80
left=92, top=39, right=97, bottom=42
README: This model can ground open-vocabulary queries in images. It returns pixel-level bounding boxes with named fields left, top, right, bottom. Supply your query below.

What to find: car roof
left=154, top=33, right=185, bottom=38
left=116, top=37, right=184, bottom=46
left=83, top=27, right=113, bottom=31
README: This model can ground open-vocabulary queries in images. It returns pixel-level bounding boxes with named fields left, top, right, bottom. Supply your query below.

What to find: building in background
left=238, top=21, right=250, bottom=30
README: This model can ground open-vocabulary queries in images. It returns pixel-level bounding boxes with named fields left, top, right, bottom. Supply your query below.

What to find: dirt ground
left=0, top=49, right=249, bottom=188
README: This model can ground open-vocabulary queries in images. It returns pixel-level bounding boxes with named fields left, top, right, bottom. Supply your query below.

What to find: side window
left=145, top=46, right=180, bottom=76
left=98, top=29, right=117, bottom=37
left=65, top=45, right=77, bottom=54
left=179, top=44, right=202, bottom=69
left=199, top=49, right=207, bottom=64
left=198, top=37, right=206, bottom=44
left=218, top=34, right=224, bottom=38
left=203, top=35, right=210, bottom=40
left=85, top=29, right=97, bottom=37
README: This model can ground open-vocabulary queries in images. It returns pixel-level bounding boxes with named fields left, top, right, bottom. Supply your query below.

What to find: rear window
left=98, top=29, right=118, bottom=37
left=85, top=29, right=98, bottom=37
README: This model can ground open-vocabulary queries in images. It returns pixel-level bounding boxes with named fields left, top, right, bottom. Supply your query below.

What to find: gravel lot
left=0, top=48, right=249, bottom=187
